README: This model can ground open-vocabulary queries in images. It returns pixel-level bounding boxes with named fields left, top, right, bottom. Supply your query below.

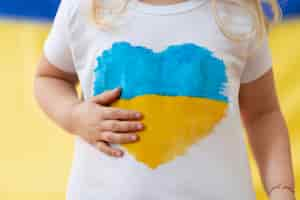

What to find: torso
left=66, top=0, right=257, bottom=199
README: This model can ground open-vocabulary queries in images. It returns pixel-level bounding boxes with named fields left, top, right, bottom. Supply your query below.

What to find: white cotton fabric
left=44, top=0, right=273, bottom=199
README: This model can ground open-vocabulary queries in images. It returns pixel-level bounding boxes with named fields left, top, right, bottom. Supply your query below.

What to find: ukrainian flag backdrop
left=0, top=0, right=299, bottom=199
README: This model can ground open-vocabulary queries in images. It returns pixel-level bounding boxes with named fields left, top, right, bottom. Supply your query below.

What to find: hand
left=70, top=87, right=144, bottom=157
left=269, top=189, right=296, bottom=200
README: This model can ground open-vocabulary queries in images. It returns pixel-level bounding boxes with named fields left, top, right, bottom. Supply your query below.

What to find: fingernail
left=131, top=135, right=137, bottom=140
left=114, top=151, right=122, bottom=157
left=135, top=112, right=142, bottom=118
left=137, top=123, right=143, bottom=129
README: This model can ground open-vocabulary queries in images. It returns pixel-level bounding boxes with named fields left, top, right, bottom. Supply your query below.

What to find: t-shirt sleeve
left=43, top=0, right=76, bottom=73
left=240, top=33, right=273, bottom=83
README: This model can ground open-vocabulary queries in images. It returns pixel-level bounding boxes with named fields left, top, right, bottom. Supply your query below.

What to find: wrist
left=67, top=99, right=83, bottom=135
left=268, top=184, right=296, bottom=200
left=269, top=189, right=296, bottom=200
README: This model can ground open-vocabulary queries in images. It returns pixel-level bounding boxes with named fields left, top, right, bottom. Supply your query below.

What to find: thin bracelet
left=268, top=183, right=295, bottom=196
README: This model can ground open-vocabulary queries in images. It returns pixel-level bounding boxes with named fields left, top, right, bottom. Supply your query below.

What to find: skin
left=34, top=55, right=145, bottom=157
left=34, top=0, right=295, bottom=199
left=239, top=69, right=295, bottom=200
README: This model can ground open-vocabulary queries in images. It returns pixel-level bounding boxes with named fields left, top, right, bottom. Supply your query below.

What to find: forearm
left=243, top=109, right=295, bottom=195
left=34, top=76, right=81, bottom=134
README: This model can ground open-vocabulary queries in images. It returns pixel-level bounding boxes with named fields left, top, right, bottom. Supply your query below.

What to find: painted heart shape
left=93, top=41, right=229, bottom=169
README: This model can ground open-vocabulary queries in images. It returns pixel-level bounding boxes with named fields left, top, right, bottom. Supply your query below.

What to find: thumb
left=91, top=87, right=121, bottom=105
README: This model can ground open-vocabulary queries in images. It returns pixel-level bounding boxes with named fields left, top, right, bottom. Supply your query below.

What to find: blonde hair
left=92, top=0, right=281, bottom=42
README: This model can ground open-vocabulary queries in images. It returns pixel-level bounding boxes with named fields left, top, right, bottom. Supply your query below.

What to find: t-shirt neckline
left=128, top=0, right=208, bottom=15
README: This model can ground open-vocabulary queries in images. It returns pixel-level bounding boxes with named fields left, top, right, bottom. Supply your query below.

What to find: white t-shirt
left=44, top=0, right=273, bottom=199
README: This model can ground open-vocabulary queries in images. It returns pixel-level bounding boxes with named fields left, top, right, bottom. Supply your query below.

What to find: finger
left=101, top=107, right=143, bottom=120
left=100, top=131, right=139, bottom=144
left=95, top=141, right=123, bottom=157
left=100, top=120, right=144, bottom=132
left=90, top=87, right=121, bottom=105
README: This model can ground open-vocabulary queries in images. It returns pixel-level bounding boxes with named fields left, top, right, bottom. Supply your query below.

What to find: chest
left=68, top=9, right=248, bottom=102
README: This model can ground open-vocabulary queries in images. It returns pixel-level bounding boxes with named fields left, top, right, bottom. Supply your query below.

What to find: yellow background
left=0, top=19, right=299, bottom=199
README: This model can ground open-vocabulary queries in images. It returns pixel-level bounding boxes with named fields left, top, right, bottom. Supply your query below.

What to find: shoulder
left=214, top=0, right=257, bottom=41
left=57, top=0, right=82, bottom=21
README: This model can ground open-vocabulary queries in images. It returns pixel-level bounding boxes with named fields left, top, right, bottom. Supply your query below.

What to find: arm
left=34, top=55, right=144, bottom=157
left=34, top=54, right=81, bottom=133
left=35, top=0, right=143, bottom=157
left=239, top=69, right=295, bottom=199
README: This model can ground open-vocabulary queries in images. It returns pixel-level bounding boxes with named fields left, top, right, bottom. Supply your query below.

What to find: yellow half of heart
left=112, top=95, right=228, bottom=169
